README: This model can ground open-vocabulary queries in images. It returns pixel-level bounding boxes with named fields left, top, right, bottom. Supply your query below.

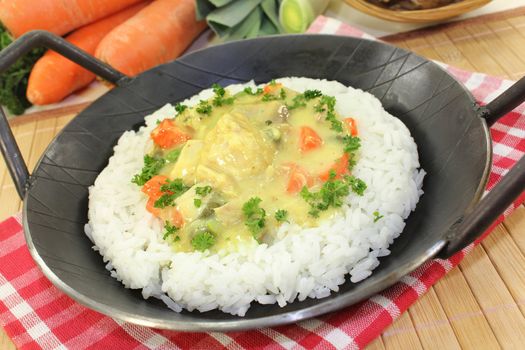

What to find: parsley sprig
left=274, top=209, right=289, bottom=223
left=242, top=197, right=266, bottom=240
left=196, top=100, right=212, bottom=115
left=212, top=83, right=235, bottom=107
left=163, top=221, right=180, bottom=240
left=154, top=179, right=190, bottom=208
left=301, top=171, right=366, bottom=217
left=193, top=185, right=212, bottom=208
left=131, top=155, right=165, bottom=186
left=244, top=87, right=264, bottom=95
left=191, top=231, right=216, bottom=251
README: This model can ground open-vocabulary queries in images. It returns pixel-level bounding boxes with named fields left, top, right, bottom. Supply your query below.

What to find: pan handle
left=0, top=30, right=129, bottom=199
left=437, top=77, right=525, bottom=258
left=481, top=75, right=525, bottom=126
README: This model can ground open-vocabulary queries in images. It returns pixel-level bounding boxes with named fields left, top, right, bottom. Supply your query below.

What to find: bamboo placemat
left=1, top=9, right=525, bottom=350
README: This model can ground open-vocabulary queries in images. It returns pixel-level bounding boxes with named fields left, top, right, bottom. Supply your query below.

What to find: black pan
left=0, top=31, right=524, bottom=331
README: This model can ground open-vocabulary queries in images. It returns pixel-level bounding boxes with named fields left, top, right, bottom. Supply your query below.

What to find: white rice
left=86, top=77, right=425, bottom=316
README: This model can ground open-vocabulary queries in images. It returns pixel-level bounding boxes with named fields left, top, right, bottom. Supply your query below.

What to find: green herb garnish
left=274, top=209, right=289, bottom=223
left=242, top=197, right=266, bottom=239
left=262, top=88, right=286, bottom=102
left=212, top=83, right=235, bottom=107
left=131, top=155, right=165, bottom=186
left=196, top=100, right=212, bottom=115
left=194, top=198, right=202, bottom=208
left=163, top=221, right=179, bottom=240
left=154, top=179, right=190, bottom=208
left=303, top=89, right=322, bottom=100
left=342, top=135, right=361, bottom=153
left=244, top=87, right=264, bottom=95
left=373, top=211, right=384, bottom=222
left=175, top=103, right=187, bottom=114
left=191, top=231, right=216, bottom=251
left=195, top=185, right=212, bottom=197
left=300, top=171, right=366, bottom=217
left=0, top=24, right=45, bottom=115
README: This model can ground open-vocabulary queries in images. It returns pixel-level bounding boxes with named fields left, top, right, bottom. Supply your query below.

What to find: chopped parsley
left=373, top=211, right=384, bottom=222
left=301, top=171, right=366, bottom=217
left=244, top=87, right=264, bottom=95
left=131, top=155, right=165, bottom=186
left=154, top=178, right=190, bottom=208
left=242, top=197, right=266, bottom=239
left=274, top=209, right=289, bottom=223
left=212, top=83, right=235, bottom=107
left=191, top=231, right=216, bottom=251
left=342, top=135, right=361, bottom=153
left=195, top=185, right=212, bottom=197
left=194, top=185, right=212, bottom=207
left=303, top=89, right=322, bottom=100
left=165, top=148, right=182, bottom=163
left=175, top=103, right=187, bottom=114
left=196, top=100, right=212, bottom=115
left=162, top=221, right=179, bottom=240
left=286, top=94, right=307, bottom=110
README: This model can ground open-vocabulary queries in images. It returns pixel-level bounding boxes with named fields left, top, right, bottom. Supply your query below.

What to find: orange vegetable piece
left=26, top=2, right=149, bottom=105
left=319, top=153, right=350, bottom=182
left=95, top=0, right=207, bottom=76
left=146, top=197, right=161, bottom=217
left=299, top=126, right=323, bottom=152
left=263, top=82, right=282, bottom=94
left=142, top=175, right=169, bottom=200
left=287, top=164, right=313, bottom=194
left=150, top=119, right=191, bottom=149
left=343, top=117, right=358, bottom=136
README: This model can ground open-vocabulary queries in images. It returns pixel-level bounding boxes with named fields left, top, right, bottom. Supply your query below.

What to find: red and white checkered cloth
left=1, top=16, right=524, bottom=350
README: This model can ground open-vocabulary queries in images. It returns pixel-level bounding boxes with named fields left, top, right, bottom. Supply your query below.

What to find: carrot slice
left=150, top=119, right=191, bottom=149
left=0, top=0, right=144, bottom=38
left=287, top=164, right=313, bottom=194
left=26, top=2, right=149, bottom=105
left=263, top=82, right=282, bottom=94
left=146, top=197, right=161, bottom=216
left=142, top=175, right=169, bottom=200
left=343, top=117, right=358, bottom=136
left=95, top=0, right=207, bottom=76
left=299, top=126, right=323, bottom=152
left=319, top=153, right=350, bottom=182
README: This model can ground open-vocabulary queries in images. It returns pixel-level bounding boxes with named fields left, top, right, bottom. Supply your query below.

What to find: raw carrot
left=299, top=126, right=323, bottom=152
left=287, top=164, right=313, bottom=194
left=319, top=153, right=350, bottom=182
left=26, top=2, right=149, bottom=105
left=0, top=0, right=144, bottom=38
left=95, top=0, right=207, bottom=76
left=150, top=119, right=192, bottom=149
left=343, top=117, right=358, bottom=136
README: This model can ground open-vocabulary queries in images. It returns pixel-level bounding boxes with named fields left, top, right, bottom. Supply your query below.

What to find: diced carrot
left=171, top=208, right=185, bottom=228
left=287, top=164, right=313, bottom=194
left=299, top=126, right=323, bottom=152
left=343, top=117, right=358, bottom=136
left=263, top=82, right=282, bottom=94
left=146, top=197, right=161, bottom=216
left=142, top=175, right=169, bottom=200
left=319, top=153, right=350, bottom=181
left=150, top=119, right=191, bottom=149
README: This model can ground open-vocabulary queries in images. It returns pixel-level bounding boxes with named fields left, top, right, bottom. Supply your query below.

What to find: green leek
left=279, top=0, right=329, bottom=33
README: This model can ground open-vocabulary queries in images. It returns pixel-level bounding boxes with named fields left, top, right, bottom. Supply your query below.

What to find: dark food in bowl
left=366, top=0, right=464, bottom=10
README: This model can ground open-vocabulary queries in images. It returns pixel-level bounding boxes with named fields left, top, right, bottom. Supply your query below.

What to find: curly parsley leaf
left=274, top=209, right=289, bottom=223
left=303, top=89, right=322, bottom=100
left=191, top=231, right=216, bottom=251
left=162, top=221, right=179, bottom=240
left=131, top=155, right=165, bottom=186
left=373, top=211, right=384, bottom=223
left=342, top=135, right=361, bottom=153
left=195, top=185, right=212, bottom=197
left=175, top=103, right=187, bottom=114
left=211, top=83, right=235, bottom=107
left=242, top=197, right=266, bottom=239
left=154, top=179, right=190, bottom=208
left=244, top=87, right=264, bottom=95
left=196, top=100, right=212, bottom=115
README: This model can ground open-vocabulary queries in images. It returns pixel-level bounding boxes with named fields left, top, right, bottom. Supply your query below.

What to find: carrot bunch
left=0, top=0, right=207, bottom=109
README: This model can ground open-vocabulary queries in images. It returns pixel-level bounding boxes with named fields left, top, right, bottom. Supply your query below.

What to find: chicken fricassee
left=131, top=81, right=367, bottom=253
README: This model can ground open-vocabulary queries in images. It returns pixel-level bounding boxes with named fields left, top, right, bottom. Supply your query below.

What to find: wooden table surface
left=1, top=9, right=525, bottom=350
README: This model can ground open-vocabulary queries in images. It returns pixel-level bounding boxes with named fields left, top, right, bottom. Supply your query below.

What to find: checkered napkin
left=1, top=16, right=524, bottom=350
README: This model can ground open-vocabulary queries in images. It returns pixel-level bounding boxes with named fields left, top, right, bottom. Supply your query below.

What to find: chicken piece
left=195, top=112, right=275, bottom=197
left=169, top=140, right=203, bottom=182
